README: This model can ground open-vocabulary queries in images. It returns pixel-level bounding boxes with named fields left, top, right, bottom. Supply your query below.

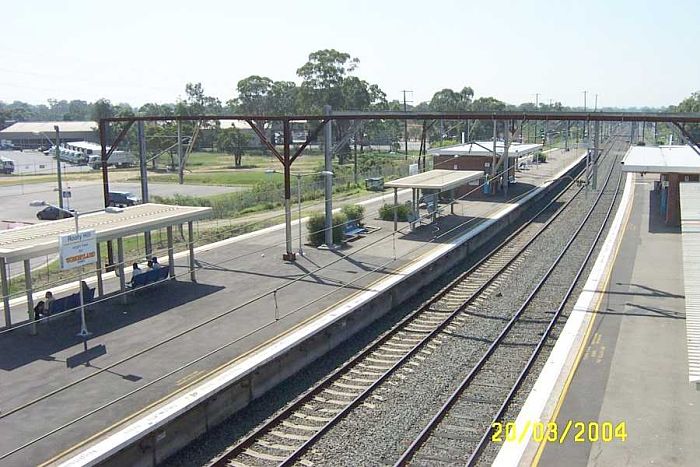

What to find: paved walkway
left=0, top=149, right=583, bottom=466
left=536, top=176, right=700, bottom=466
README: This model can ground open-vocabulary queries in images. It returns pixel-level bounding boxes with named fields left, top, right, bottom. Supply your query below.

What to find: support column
left=117, top=237, right=126, bottom=304
left=323, top=105, right=333, bottom=248
left=593, top=120, right=600, bottom=190
left=100, top=120, right=115, bottom=271
left=138, top=121, right=152, bottom=257
left=393, top=187, right=398, bottom=232
left=282, top=119, right=295, bottom=261
left=24, top=259, right=36, bottom=335
left=188, top=221, right=196, bottom=282
left=503, top=122, right=510, bottom=199
left=491, top=120, right=498, bottom=191
left=95, top=242, right=104, bottom=297
left=177, top=120, right=184, bottom=185
left=1, top=257, right=11, bottom=328
left=167, top=226, right=175, bottom=279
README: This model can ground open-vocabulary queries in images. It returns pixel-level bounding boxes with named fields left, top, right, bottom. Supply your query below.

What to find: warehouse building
left=0, top=121, right=98, bottom=149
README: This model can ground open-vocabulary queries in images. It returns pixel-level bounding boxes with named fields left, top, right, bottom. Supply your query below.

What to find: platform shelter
left=0, top=203, right=212, bottom=330
left=621, top=145, right=700, bottom=225
left=385, top=169, right=483, bottom=231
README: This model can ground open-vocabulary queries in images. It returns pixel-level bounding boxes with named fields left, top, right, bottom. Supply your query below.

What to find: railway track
left=393, top=138, right=626, bottom=466
left=208, top=140, right=621, bottom=467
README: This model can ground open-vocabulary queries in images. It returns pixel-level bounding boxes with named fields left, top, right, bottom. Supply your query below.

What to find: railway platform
left=494, top=173, right=700, bottom=466
left=0, top=148, right=585, bottom=466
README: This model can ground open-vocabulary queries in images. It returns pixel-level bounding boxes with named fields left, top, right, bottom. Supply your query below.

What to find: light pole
left=34, top=127, right=63, bottom=208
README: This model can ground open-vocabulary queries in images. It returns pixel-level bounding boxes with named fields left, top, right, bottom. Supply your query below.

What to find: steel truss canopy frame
left=100, top=111, right=700, bottom=124
left=97, top=110, right=700, bottom=262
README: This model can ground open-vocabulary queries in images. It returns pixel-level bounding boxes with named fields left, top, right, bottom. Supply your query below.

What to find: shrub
left=341, top=204, right=365, bottom=225
left=378, top=203, right=411, bottom=222
left=307, top=212, right=347, bottom=246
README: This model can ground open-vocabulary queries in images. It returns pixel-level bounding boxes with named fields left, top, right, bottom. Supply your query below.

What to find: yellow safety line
left=43, top=179, right=552, bottom=465
left=41, top=237, right=446, bottom=465
left=531, top=174, right=635, bottom=466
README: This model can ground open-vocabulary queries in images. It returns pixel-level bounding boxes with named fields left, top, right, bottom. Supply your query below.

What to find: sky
left=1, top=0, right=698, bottom=109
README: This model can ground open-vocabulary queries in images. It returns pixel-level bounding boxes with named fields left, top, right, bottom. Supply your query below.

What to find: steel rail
left=393, top=137, right=624, bottom=466
left=210, top=141, right=614, bottom=467
left=465, top=163, right=624, bottom=466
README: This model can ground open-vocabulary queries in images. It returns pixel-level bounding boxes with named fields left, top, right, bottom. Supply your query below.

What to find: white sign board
left=409, top=163, right=419, bottom=176
left=59, top=230, right=97, bottom=270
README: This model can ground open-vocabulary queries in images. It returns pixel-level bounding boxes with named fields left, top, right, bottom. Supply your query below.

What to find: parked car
left=108, top=191, right=141, bottom=207
left=36, top=205, right=74, bottom=220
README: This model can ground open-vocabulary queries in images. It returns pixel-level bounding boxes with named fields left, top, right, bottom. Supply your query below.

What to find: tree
left=296, top=49, right=359, bottom=112
left=217, top=127, right=249, bottom=167
left=675, top=91, right=700, bottom=141
left=233, top=75, right=274, bottom=114
left=91, top=98, right=114, bottom=121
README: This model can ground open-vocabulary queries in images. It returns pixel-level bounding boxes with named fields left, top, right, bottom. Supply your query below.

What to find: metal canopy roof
left=680, top=182, right=700, bottom=384
left=429, top=142, right=542, bottom=157
left=0, top=203, right=212, bottom=262
left=621, top=145, right=700, bottom=174
left=385, top=169, right=484, bottom=191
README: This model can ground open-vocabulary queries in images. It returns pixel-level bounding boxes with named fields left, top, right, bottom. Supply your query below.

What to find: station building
left=429, top=141, right=542, bottom=195
left=621, top=145, right=700, bottom=225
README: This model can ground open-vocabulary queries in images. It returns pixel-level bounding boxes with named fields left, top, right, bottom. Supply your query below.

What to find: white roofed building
left=621, top=145, right=700, bottom=225
left=0, top=121, right=98, bottom=149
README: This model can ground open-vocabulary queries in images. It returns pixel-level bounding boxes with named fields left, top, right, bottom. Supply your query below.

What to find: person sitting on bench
left=33, top=300, right=46, bottom=320
left=44, top=291, right=55, bottom=315
left=151, top=256, right=161, bottom=269
left=129, top=263, right=143, bottom=286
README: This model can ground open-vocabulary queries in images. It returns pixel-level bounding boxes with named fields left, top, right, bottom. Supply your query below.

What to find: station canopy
left=385, top=169, right=484, bottom=191
left=621, top=145, right=700, bottom=174
left=0, top=203, right=212, bottom=262
left=428, top=141, right=542, bottom=157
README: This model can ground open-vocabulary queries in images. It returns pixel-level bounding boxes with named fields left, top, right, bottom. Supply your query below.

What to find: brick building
left=429, top=141, right=542, bottom=195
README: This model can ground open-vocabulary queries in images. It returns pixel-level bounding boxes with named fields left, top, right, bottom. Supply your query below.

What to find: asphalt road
left=0, top=180, right=244, bottom=224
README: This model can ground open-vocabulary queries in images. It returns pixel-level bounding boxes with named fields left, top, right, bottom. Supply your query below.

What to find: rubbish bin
left=365, top=177, right=384, bottom=191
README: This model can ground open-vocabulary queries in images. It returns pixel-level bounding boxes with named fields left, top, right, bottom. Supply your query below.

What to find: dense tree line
left=2, top=48, right=694, bottom=158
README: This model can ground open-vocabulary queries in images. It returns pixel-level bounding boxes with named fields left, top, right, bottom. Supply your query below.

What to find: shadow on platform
left=0, top=280, right=224, bottom=370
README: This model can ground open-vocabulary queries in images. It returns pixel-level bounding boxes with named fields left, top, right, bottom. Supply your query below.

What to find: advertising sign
left=59, top=230, right=97, bottom=270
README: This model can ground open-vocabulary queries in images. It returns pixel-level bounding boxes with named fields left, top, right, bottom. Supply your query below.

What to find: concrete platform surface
left=535, top=176, right=700, bottom=466
left=0, top=149, right=583, bottom=466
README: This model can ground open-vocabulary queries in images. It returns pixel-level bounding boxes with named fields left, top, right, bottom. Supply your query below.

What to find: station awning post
left=1, top=257, right=11, bottom=328
left=95, top=242, right=104, bottom=297
left=24, top=259, right=36, bottom=335
left=137, top=121, right=152, bottom=258
left=282, top=120, right=296, bottom=261
left=117, top=238, right=127, bottom=304
left=167, top=226, right=175, bottom=279
left=188, top=221, right=196, bottom=282
left=393, top=187, right=398, bottom=232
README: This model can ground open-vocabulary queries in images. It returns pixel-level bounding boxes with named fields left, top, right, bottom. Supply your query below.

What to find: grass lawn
left=147, top=170, right=283, bottom=186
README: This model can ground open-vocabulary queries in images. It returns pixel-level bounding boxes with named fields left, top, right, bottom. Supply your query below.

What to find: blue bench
left=343, top=220, right=367, bottom=241
left=128, top=267, right=170, bottom=289
left=49, top=287, right=95, bottom=315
